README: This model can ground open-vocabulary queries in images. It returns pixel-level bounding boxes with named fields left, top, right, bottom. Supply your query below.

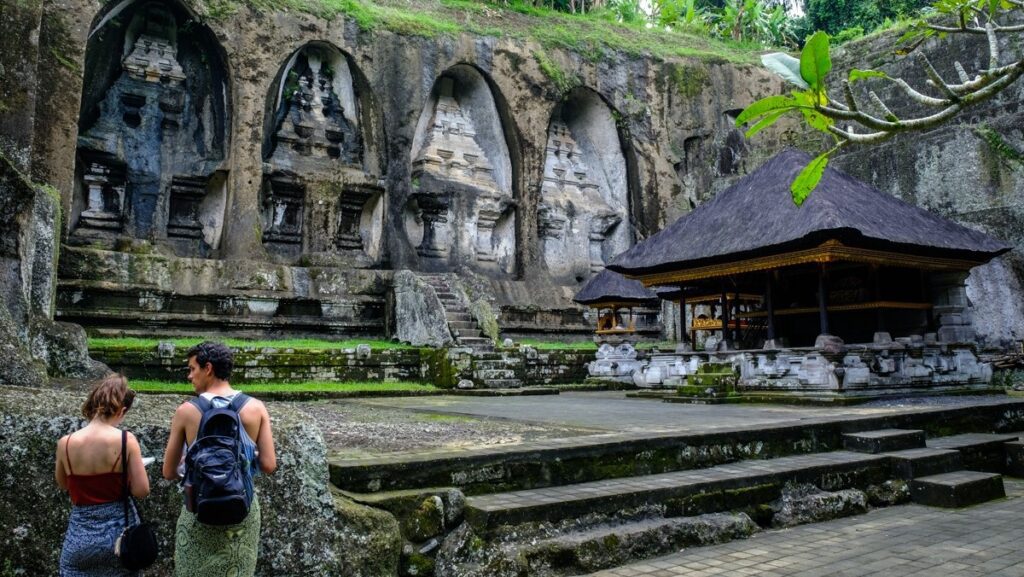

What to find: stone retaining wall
left=89, top=343, right=595, bottom=386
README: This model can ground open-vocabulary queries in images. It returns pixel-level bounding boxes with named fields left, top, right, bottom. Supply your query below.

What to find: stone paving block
left=910, top=471, right=1006, bottom=508
left=843, top=429, right=926, bottom=453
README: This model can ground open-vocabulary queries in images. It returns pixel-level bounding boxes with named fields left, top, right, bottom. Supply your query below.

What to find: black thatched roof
left=608, top=149, right=1011, bottom=277
left=573, top=269, right=657, bottom=306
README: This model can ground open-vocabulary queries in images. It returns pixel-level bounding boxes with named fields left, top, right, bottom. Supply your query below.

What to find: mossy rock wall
left=91, top=344, right=432, bottom=384
left=0, top=387, right=401, bottom=577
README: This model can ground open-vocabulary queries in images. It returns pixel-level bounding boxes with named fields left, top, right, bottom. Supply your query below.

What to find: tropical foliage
left=736, top=0, right=1024, bottom=205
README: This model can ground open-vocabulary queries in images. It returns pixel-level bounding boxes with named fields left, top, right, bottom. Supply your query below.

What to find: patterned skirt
left=60, top=501, right=141, bottom=577
left=173, top=497, right=261, bottom=577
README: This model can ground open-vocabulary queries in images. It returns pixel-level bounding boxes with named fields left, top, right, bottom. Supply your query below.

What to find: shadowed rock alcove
left=406, top=65, right=518, bottom=277
left=539, top=88, right=633, bottom=285
left=261, top=41, right=386, bottom=266
left=71, top=0, right=231, bottom=258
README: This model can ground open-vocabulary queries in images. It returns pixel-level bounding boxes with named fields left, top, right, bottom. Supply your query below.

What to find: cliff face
left=1, top=0, right=795, bottom=339
left=828, top=30, right=1024, bottom=349
left=1, top=0, right=1019, bottom=348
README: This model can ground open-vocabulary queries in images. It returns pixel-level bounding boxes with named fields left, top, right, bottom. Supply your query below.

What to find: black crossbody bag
left=115, top=430, right=159, bottom=570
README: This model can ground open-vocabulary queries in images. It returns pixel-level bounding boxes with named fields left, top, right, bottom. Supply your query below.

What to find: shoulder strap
left=228, top=393, right=251, bottom=413
left=121, top=430, right=129, bottom=527
left=189, top=395, right=214, bottom=414
left=65, top=432, right=74, bottom=476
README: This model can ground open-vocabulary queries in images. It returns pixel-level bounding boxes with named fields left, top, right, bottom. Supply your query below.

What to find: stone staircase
left=841, top=429, right=1010, bottom=508
left=419, top=273, right=493, bottom=350
left=470, top=350, right=525, bottom=389
left=330, top=408, right=1024, bottom=577
left=418, top=273, right=524, bottom=388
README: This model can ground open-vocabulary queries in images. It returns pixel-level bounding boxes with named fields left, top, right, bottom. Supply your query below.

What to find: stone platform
left=330, top=394, right=1024, bottom=577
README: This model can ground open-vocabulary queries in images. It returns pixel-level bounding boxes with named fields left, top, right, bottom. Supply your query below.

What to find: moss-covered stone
left=0, top=386, right=401, bottom=577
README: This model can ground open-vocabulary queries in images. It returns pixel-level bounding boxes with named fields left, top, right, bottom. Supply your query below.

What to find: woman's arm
left=255, top=404, right=277, bottom=474
left=161, top=403, right=190, bottom=481
left=55, top=435, right=69, bottom=491
left=126, top=433, right=150, bottom=498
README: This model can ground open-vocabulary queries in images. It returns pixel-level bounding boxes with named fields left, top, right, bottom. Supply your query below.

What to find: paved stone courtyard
left=586, top=479, right=1024, bottom=577
left=351, top=392, right=1014, bottom=435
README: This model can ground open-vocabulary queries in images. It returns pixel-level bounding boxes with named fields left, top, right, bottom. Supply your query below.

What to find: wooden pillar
left=872, top=264, right=885, bottom=332
left=732, top=288, right=740, bottom=344
left=720, top=280, right=731, bottom=349
left=920, top=269, right=934, bottom=331
left=818, top=264, right=830, bottom=335
left=765, top=272, right=776, bottom=341
left=678, top=292, right=688, bottom=345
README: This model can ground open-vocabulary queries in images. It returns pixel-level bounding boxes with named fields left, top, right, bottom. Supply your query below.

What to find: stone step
left=448, top=320, right=477, bottom=331
left=885, top=448, right=962, bottom=480
left=473, top=360, right=521, bottom=371
left=843, top=429, right=926, bottom=454
left=474, top=369, right=518, bottom=380
left=455, top=329, right=482, bottom=339
left=482, top=379, right=523, bottom=389
left=509, top=513, right=758, bottom=577
left=464, top=450, right=888, bottom=536
left=927, top=432, right=1021, bottom=472
left=435, top=292, right=459, bottom=301
left=458, top=336, right=492, bottom=346
left=1006, top=441, right=1024, bottom=477
left=445, top=313, right=472, bottom=323
left=910, top=471, right=1005, bottom=508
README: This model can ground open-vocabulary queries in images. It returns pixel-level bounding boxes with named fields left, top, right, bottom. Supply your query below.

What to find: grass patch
left=196, top=0, right=764, bottom=64
left=516, top=339, right=598, bottom=350
left=131, top=380, right=437, bottom=393
left=88, top=336, right=416, bottom=350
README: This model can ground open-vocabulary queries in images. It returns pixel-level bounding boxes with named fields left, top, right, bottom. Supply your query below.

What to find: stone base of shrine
left=620, top=339, right=1001, bottom=403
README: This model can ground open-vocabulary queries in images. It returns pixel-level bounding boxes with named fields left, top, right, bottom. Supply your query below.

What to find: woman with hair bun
left=55, top=374, right=151, bottom=577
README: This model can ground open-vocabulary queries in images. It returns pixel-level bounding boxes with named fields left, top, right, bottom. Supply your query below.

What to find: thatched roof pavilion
left=574, top=269, right=657, bottom=306
left=574, top=269, right=657, bottom=336
left=608, top=149, right=1011, bottom=349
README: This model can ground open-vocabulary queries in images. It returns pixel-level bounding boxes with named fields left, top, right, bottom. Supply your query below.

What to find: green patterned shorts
left=174, top=497, right=261, bottom=577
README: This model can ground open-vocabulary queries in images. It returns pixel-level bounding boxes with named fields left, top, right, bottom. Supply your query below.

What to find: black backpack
left=183, top=394, right=254, bottom=526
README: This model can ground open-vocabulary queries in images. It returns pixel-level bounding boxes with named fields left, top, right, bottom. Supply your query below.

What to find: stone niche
left=72, top=0, right=230, bottom=257
left=261, top=42, right=384, bottom=265
left=539, top=90, right=632, bottom=284
left=405, top=66, right=517, bottom=276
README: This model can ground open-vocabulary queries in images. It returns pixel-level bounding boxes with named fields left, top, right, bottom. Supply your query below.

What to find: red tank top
left=65, top=433, right=127, bottom=506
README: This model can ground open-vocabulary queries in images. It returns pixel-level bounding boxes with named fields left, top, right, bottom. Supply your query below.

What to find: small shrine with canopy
left=573, top=269, right=658, bottom=381
left=605, top=149, right=1011, bottom=400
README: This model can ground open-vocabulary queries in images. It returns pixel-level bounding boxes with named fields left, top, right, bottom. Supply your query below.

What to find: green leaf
left=800, top=31, right=832, bottom=92
left=744, top=109, right=788, bottom=138
left=791, top=151, right=830, bottom=206
left=848, top=69, right=887, bottom=83
left=761, top=53, right=809, bottom=89
left=735, top=95, right=798, bottom=127
left=800, top=106, right=834, bottom=134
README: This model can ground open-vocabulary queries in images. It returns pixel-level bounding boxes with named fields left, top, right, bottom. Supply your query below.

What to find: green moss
left=532, top=49, right=580, bottom=97
left=131, top=380, right=437, bottom=393
left=669, top=62, right=709, bottom=99
left=89, top=336, right=415, bottom=350
left=975, top=126, right=1024, bottom=165
left=196, top=0, right=760, bottom=64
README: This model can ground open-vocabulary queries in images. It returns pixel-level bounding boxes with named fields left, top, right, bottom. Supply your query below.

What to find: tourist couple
left=54, top=341, right=277, bottom=577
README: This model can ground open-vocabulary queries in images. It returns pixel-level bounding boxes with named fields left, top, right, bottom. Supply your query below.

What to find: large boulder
left=0, top=387, right=402, bottom=577
left=393, top=270, right=454, bottom=348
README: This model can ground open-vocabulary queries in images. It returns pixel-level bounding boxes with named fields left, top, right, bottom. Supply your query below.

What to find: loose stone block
left=887, top=448, right=962, bottom=480
left=910, top=471, right=1005, bottom=508
left=1005, top=441, right=1024, bottom=477
left=843, top=429, right=926, bottom=454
